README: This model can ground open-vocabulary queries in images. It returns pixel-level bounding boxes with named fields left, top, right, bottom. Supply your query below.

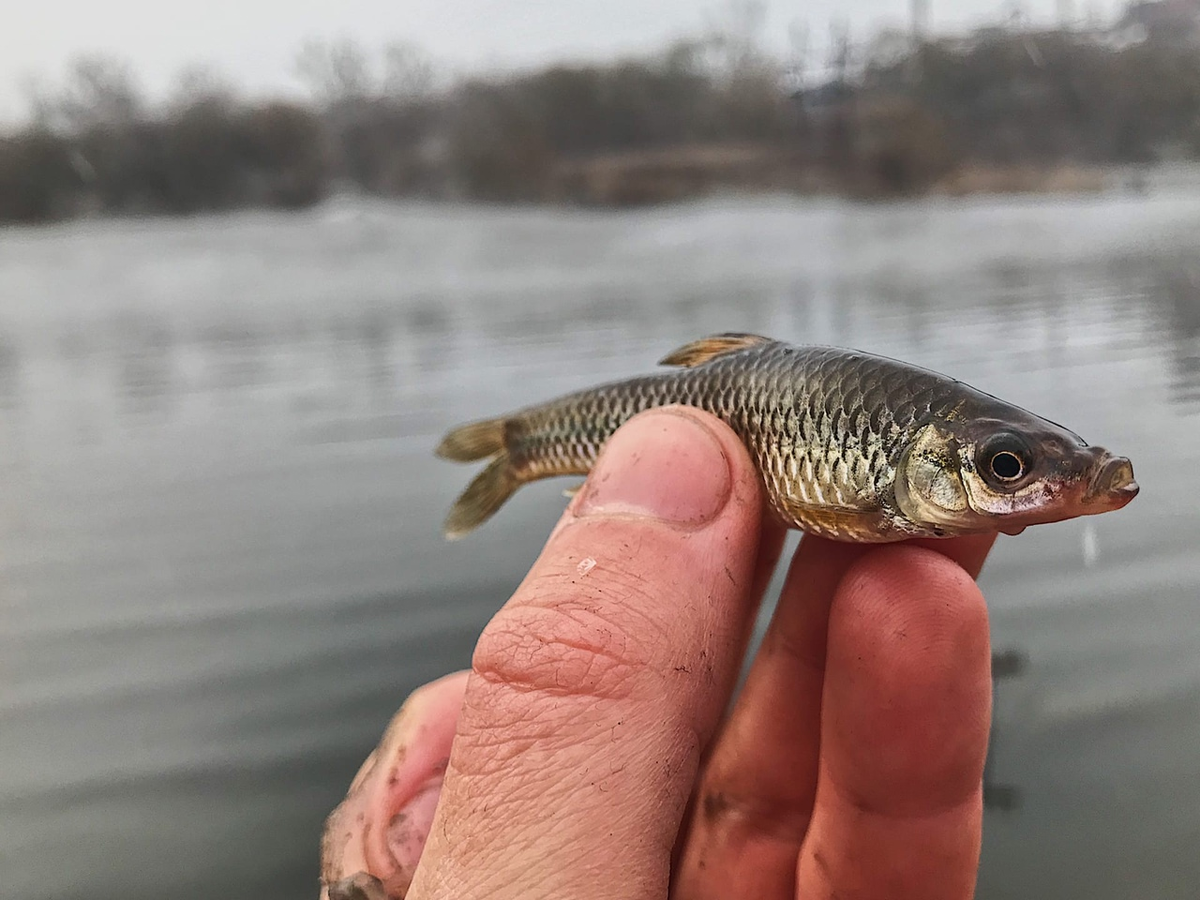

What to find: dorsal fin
left=658, top=333, right=773, bottom=368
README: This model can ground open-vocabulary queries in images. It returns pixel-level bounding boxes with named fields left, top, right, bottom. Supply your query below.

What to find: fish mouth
left=1084, top=454, right=1139, bottom=508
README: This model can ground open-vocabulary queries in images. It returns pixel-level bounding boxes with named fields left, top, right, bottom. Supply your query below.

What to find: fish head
left=894, top=412, right=1138, bottom=536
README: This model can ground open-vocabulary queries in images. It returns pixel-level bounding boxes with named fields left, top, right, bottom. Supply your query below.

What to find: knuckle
left=700, top=788, right=815, bottom=843
left=452, top=547, right=713, bottom=781
left=472, top=596, right=658, bottom=704
left=764, top=622, right=827, bottom=674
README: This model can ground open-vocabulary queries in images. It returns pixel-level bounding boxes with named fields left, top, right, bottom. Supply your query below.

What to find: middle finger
left=671, top=533, right=995, bottom=900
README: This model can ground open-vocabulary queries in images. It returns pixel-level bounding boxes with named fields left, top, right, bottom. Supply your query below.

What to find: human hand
left=321, top=407, right=995, bottom=900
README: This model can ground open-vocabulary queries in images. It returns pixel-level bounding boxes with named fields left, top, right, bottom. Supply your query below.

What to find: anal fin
left=659, top=333, right=772, bottom=368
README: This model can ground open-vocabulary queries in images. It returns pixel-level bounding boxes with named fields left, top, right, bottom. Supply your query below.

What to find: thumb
left=408, top=408, right=767, bottom=900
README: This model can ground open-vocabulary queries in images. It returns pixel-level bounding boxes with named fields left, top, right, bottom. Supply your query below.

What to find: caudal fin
left=436, top=417, right=507, bottom=462
left=437, top=415, right=521, bottom=538
left=443, top=454, right=519, bottom=539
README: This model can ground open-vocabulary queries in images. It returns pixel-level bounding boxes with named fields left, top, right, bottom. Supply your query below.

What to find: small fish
left=436, top=334, right=1138, bottom=541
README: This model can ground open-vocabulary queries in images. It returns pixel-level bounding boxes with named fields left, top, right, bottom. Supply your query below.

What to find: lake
left=1, top=190, right=1198, bottom=899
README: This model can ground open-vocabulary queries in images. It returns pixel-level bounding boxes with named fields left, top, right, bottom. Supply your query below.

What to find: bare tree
left=169, top=64, right=238, bottom=111
left=47, top=55, right=143, bottom=132
left=295, top=38, right=375, bottom=106
left=19, top=73, right=58, bottom=130
left=383, top=41, right=438, bottom=101
left=702, top=0, right=772, bottom=81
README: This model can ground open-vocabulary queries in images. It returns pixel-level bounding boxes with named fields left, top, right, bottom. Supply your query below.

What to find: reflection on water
left=0, top=336, right=20, bottom=411
left=984, top=650, right=1029, bottom=814
left=1, top=195, right=1199, bottom=900
left=1147, top=259, right=1200, bottom=407
left=3, top=256, right=1200, bottom=432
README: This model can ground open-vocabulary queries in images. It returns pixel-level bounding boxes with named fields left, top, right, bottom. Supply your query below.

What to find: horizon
left=3, top=0, right=1126, bottom=124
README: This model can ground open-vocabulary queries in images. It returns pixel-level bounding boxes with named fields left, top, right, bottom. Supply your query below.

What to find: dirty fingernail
left=328, top=872, right=388, bottom=900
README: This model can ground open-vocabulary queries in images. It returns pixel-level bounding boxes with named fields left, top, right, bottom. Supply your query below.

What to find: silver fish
left=437, top=333, right=1138, bottom=541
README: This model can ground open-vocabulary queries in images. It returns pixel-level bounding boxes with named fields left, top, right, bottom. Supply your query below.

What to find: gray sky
left=2, top=0, right=1124, bottom=122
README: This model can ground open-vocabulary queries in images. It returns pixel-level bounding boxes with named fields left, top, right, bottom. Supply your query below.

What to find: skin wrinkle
left=451, top=696, right=644, bottom=782
left=458, top=648, right=714, bottom=787
left=532, top=520, right=714, bottom=599
left=472, top=602, right=652, bottom=704
left=823, top=774, right=986, bottom=825
left=437, top=712, right=703, bottom=896
left=701, top=790, right=816, bottom=844
left=473, top=537, right=736, bottom=707
left=481, top=511, right=751, bottom=699
left=449, top=642, right=747, bottom=875
left=515, top=559, right=674, bottom=653
left=799, top=790, right=984, bottom=899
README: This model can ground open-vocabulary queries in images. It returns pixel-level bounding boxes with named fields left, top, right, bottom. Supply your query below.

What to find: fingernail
left=328, top=873, right=388, bottom=900
left=578, top=410, right=732, bottom=527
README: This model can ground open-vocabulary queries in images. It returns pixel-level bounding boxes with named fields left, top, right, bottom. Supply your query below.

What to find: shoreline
left=4, top=155, right=1197, bottom=232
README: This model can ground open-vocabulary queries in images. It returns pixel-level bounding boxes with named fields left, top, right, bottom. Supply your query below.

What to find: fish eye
left=990, top=451, right=1024, bottom=481
left=977, top=433, right=1032, bottom=487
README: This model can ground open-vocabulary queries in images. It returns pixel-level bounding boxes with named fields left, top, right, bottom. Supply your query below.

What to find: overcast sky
left=3, top=0, right=1125, bottom=122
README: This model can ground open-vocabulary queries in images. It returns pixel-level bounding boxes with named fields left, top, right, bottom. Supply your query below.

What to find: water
left=1, top=192, right=1198, bottom=899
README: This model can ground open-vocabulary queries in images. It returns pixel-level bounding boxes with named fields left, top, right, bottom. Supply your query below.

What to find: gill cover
left=894, top=425, right=969, bottom=530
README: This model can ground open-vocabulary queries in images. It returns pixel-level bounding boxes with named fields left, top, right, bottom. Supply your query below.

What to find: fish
left=436, top=333, right=1138, bottom=541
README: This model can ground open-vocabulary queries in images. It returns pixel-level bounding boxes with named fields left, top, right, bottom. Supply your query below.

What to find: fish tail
left=438, top=414, right=534, bottom=537
left=443, top=454, right=520, bottom=540
left=436, top=417, right=507, bottom=462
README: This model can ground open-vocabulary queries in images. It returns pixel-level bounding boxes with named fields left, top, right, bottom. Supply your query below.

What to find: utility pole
left=911, top=0, right=930, bottom=43
left=1006, top=0, right=1027, bottom=30
left=787, top=19, right=810, bottom=91
left=829, top=18, right=851, bottom=84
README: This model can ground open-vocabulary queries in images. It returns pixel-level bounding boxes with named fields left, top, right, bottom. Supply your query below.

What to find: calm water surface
left=1, top=193, right=1199, bottom=899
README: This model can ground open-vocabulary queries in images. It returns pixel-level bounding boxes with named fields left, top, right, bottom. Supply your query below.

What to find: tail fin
left=443, top=454, right=519, bottom=539
left=436, top=417, right=507, bottom=462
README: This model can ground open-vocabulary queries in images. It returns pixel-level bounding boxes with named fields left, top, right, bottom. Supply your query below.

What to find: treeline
left=866, top=30, right=1200, bottom=165
left=0, top=23, right=794, bottom=223
left=0, top=59, right=330, bottom=223
left=2, top=4, right=1200, bottom=225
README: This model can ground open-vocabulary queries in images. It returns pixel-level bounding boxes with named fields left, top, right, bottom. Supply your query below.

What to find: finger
left=908, top=532, right=997, bottom=580
left=796, top=546, right=992, bottom=899
left=321, top=671, right=470, bottom=900
left=670, top=513, right=787, bottom=874
left=407, top=408, right=767, bottom=900
left=727, top=515, right=789, bottom=686
left=673, top=533, right=995, bottom=899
